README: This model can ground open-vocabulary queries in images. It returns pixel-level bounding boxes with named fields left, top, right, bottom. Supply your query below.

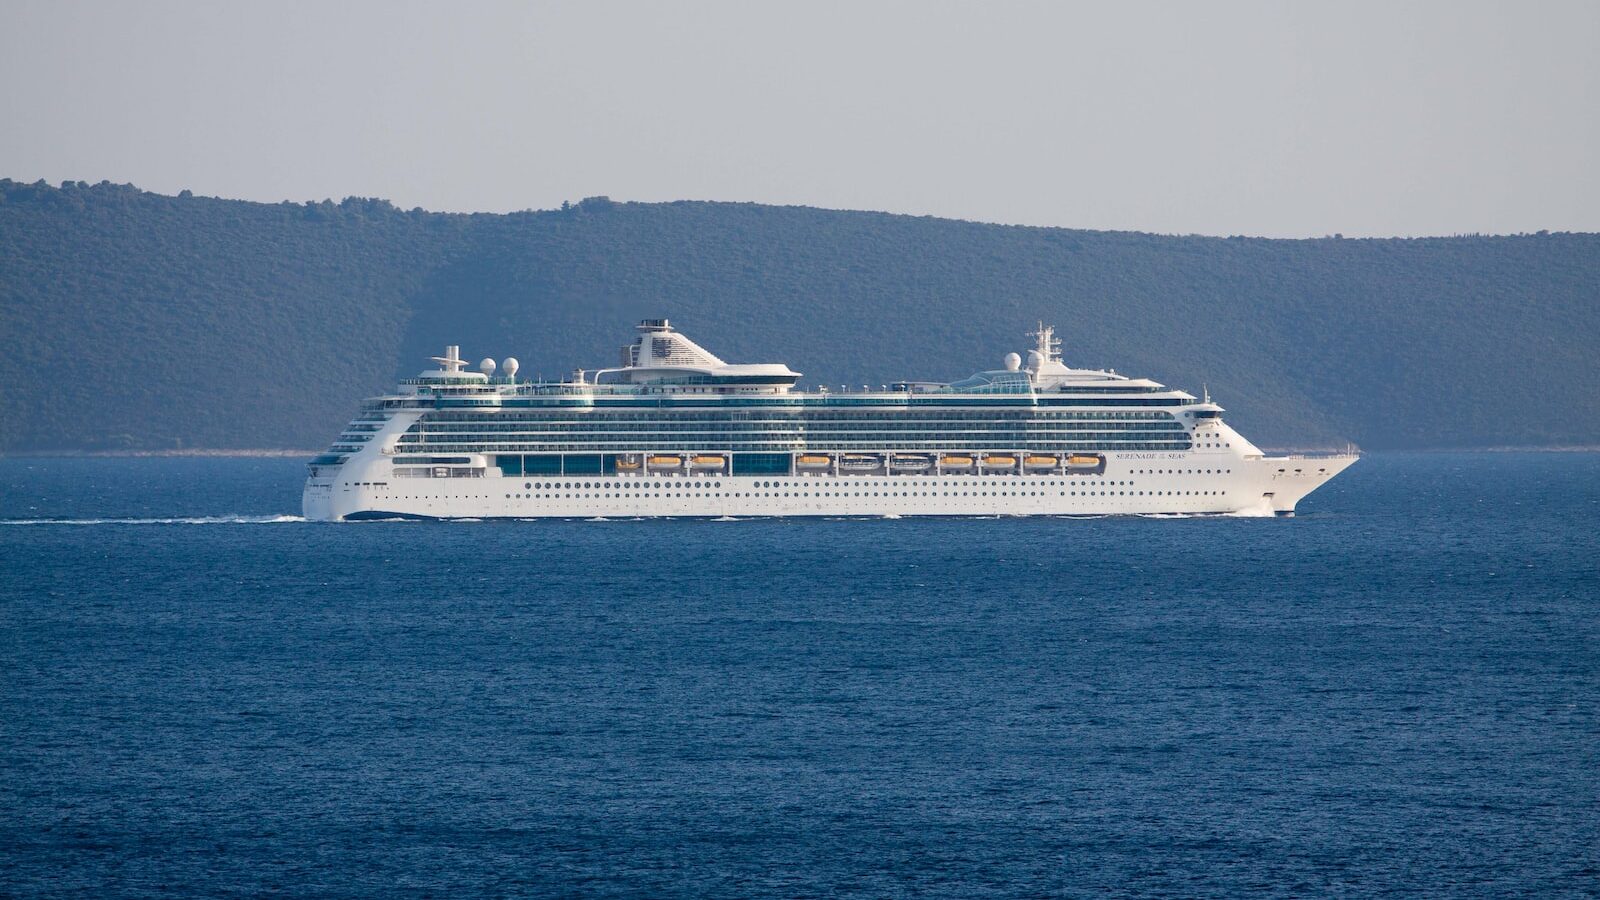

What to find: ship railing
left=1277, top=448, right=1361, bottom=460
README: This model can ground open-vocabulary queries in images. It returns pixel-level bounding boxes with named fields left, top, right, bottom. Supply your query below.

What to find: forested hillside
left=3, top=179, right=1597, bottom=451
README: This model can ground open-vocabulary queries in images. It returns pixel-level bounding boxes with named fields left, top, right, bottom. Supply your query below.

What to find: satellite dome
left=1026, top=349, right=1045, bottom=372
left=502, top=357, right=519, bottom=378
left=478, top=358, right=496, bottom=375
left=1004, top=352, right=1022, bottom=372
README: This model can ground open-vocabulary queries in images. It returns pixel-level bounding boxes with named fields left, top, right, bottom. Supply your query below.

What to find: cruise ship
left=303, top=319, right=1355, bottom=521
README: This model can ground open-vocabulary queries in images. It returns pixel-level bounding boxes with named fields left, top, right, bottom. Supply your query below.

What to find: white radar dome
left=478, top=358, right=496, bottom=375
left=1004, top=352, right=1022, bottom=372
left=1026, top=350, right=1045, bottom=372
left=502, top=357, right=519, bottom=379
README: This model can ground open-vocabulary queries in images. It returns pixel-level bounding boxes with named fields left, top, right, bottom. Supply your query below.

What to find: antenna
left=1027, top=322, right=1062, bottom=362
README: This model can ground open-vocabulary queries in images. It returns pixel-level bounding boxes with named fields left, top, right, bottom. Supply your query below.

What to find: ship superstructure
left=303, top=319, right=1355, bottom=520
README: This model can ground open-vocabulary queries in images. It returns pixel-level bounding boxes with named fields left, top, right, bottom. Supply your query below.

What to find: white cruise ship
left=303, top=319, right=1355, bottom=521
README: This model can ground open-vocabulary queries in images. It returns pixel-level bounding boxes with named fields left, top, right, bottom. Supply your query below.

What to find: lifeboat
left=839, top=454, right=882, bottom=472
left=1024, top=454, right=1059, bottom=471
left=981, top=454, right=1018, bottom=470
left=940, top=455, right=975, bottom=470
left=889, top=454, right=932, bottom=472
left=647, top=455, right=684, bottom=471
left=795, top=454, right=832, bottom=470
left=614, top=455, right=643, bottom=471
left=690, top=455, right=726, bottom=471
left=1066, top=454, right=1102, bottom=469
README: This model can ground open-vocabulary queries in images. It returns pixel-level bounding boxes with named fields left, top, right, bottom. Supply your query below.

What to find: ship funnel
left=430, top=344, right=467, bottom=373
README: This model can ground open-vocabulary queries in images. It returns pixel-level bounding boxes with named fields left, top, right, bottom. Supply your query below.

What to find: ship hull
left=303, top=453, right=1355, bottom=521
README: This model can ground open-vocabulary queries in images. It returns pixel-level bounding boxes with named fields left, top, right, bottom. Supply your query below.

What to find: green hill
left=3, top=179, right=1597, bottom=452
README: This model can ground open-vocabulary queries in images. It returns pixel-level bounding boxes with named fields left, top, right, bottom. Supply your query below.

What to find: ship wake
left=0, top=514, right=306, bottom=526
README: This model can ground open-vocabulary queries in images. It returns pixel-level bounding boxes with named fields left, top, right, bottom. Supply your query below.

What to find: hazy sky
left=3, top=0, right=1596, bottom=236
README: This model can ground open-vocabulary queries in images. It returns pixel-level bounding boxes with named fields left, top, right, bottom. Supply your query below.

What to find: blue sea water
left=0, top=453, right=1596, bottom=897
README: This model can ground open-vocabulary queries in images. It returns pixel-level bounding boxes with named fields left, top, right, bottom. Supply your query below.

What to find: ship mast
left=1028, top=322, right=1062, bottom=363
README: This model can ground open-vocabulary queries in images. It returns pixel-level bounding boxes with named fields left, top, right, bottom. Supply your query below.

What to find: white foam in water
left=713, top=516, right=741, bottom=522
left=0, top=514, right=306, bottom=526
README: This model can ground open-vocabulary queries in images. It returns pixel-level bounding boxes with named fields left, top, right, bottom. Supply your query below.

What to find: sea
left=1, top=453, right=1596, bottom=897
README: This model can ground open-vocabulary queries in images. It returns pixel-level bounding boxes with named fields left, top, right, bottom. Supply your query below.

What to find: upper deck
left=378, top=320, right=1212, bottom=413
left=315, top=320, right=1261, bottom=468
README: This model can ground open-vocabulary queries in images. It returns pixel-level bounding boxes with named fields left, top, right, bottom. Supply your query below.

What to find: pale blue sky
left=3, top=0, right=1596, bottom=236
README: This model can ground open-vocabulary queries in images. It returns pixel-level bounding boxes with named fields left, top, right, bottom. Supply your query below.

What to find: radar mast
left=1028, top=323, right=1062, bottom=364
